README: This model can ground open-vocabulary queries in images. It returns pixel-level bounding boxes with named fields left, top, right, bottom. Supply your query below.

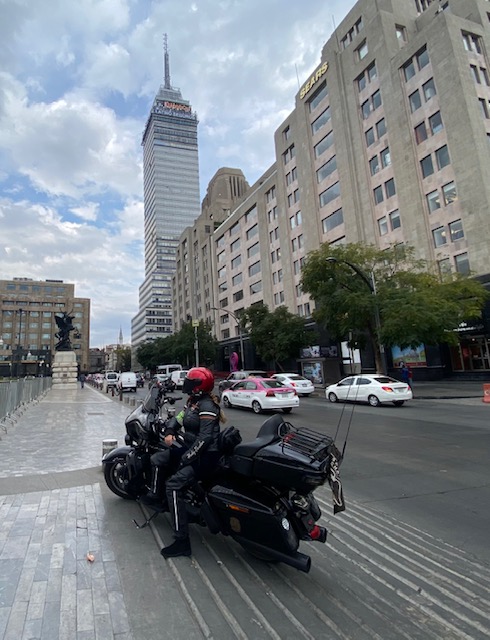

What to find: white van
left=171, top=369, right=189, bottom=389
left=156, top=364, right=182, bottom=377
left=117, top=371, right=137, bottom=393
left=104, top=371, right=119, bottom=392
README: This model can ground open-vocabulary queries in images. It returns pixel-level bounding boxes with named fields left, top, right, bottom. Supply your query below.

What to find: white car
left=271, top=373, right=315, bottom=396
left=222, top=378, right=299, bottom=414
left=325, top=374, right=413, bottom=407
left=171, top=369, right=189, bottom=389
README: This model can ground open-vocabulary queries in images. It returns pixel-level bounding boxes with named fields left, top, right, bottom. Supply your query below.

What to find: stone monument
left=51, top=311, right=78, bottom=389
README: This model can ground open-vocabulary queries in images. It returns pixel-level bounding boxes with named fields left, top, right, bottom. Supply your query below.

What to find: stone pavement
left=0, top=386, right=198, bottom=640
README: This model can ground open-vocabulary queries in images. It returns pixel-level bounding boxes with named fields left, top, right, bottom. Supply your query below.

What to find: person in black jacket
left=160, top=367, right=225, bottom=558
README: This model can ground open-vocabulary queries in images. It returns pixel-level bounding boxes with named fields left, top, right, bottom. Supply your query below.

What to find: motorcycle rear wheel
left=104, top=458, right=135, bottom=500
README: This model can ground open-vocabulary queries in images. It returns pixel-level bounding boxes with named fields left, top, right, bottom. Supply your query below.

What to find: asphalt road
left=118, top=388, right=490, bottom=639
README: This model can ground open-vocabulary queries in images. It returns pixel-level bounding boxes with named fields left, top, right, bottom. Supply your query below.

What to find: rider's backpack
left=218, top=425, right=242, bottom=455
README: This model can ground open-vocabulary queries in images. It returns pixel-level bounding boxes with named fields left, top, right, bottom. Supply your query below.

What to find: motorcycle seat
left=232, top=414, right=286, bottom=458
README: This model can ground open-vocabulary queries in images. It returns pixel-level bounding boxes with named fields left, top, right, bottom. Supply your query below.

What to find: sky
left=0, top=0, right=357, bottom=349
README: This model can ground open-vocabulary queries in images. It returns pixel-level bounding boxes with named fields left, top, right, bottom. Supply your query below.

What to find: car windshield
left=261, top=380, right=288, bottom=389
left=373, top=376, right=400, bottom=384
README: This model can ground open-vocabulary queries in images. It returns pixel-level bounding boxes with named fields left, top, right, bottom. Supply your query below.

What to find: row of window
left=317, top=155, right=337, bottom=183
left=374, top=178, right=396, bottom=204
left=356, top=63, right=377, bottom=93
left=361, top=89, right=382, bottom=119
left=314, top=130, right=334, bottom=158
left=470, top=65, right=490, bottom=86
left=409, top=78, right=436, bottom=112
left=378, top=210, right=401, bottom=236
left=426, top=182, right=457, bottom=212
left=2, top=284, right=67, bottom=294
left=439, top=253, right=470, bottom=277
left=369, top=147, right=391, bottom=175
left=414, top=111, right=443, bottom=143
left=403, top=46, right=430, bottom=82
left=366, top=118, right=386, bottom=146
left=433, top=219, right=464, bottom=247
left=340, top=17, right=363, bottom=50
left=420, top=145, right=450, bottom=179
left=311, top=107, right=330, bottom=136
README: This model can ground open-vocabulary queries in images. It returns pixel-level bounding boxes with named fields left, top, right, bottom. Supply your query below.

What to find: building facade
left=174, top=0, right=490, bottom=379
left=131, top=38, right=201, bottom=356
left=0, top=278, right=90, bottom=377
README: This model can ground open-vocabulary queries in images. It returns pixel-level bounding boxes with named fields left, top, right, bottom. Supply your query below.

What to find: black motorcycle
left=102, top=385, right=345, bottom=573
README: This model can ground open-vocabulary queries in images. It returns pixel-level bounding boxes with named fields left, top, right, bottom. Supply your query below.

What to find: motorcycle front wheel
left=104, top=458, right=135, bottom=500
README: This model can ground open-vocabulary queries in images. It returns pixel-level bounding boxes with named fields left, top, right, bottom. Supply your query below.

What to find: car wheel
left=252, top=400, right=262, bottom=414
left=368, top=394, right=380, bottom=407
left=282, top=408, right=292, bottom=414
left=328, top=392, right=338, bottom=403
left=393, top=400, right=405, bottom=406
left=223, top=396, right=232, bottom=409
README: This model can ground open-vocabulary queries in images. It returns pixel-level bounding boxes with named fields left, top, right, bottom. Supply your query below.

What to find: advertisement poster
left=303, top=362, right=323, bottom=385
left=391, top=345, right=426, bottom=368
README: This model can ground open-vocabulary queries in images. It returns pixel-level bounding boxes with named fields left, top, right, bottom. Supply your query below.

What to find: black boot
left=161, top=537, right=192, bottom=558
left=139, top=466, right=167, bottom=510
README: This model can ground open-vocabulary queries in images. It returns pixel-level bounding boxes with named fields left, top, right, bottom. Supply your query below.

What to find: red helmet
left=182, top=367, right=215, bottom=395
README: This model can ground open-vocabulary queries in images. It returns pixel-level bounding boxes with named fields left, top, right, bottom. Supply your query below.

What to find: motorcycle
left=102, top=385, right=345, bottom=573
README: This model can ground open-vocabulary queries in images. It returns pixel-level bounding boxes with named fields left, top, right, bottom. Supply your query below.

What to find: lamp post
left=211, top=306, right=245, bottom=370
left=326, top=257, right=387, bottom=374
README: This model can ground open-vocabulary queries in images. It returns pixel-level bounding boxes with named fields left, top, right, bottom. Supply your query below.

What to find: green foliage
left=136, top=321, right=219, bottom=371
left=300, top=242, right=488, bottom=368
left=242, top=302, right=315, bottom=371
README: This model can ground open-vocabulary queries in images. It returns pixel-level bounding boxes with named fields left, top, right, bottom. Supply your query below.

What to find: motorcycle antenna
left=332, top=371, right=364, bottom=460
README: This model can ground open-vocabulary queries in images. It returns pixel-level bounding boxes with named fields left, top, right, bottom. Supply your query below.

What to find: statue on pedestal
left=54, top=312, right=76, bottom=351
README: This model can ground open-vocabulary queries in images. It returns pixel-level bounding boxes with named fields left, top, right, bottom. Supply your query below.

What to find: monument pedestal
left=52, top=351, right=78, bottom=389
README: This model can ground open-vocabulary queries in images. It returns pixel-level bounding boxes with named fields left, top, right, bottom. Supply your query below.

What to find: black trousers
left=166, top=452, right=221, bottom=540
left=149, top=446, right=185, bottom=495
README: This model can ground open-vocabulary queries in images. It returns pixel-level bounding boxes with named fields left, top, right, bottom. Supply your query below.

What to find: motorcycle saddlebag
left=207, top=480, right=299, bottom=554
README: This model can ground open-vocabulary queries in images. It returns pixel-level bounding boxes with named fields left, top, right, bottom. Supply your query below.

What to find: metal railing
left=0, top=378, right=52, bottom=433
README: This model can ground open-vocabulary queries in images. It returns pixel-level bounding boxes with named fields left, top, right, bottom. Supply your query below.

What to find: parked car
left=117, top=371, right=137, bottom=393
left=135, top=372, right=145, bottom=388
left=270, top=373, right=315, bottom=396
left=221, top=378, right=299, bottom=414
left=171, top=369, right=189, bottom=389
left=325, top=374, right=413, bottom=407
left=218, top=370, right=267, bottom=395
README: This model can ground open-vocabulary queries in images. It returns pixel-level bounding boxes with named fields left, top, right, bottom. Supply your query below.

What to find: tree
left=114, top=346, right=131, bottom=372
left=300, top=243, right=488, bottom=373
left=242, top=302, right=315, bottom=371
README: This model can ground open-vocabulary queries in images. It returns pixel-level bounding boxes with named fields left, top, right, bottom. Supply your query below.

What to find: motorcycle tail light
left=310, top=525, right=327, bottom=543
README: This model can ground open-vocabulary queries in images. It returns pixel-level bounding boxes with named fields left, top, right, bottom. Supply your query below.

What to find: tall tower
left=132, top=36, right=200, bottom=353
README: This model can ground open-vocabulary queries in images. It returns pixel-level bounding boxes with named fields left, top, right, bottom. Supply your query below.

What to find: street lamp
left=211, top=306, right=245, bottom=370
left=326, top=257, right=387, bottom=374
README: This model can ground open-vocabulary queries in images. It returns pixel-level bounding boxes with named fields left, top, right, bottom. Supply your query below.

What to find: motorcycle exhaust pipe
left=234, top=536, right=311, bottom=573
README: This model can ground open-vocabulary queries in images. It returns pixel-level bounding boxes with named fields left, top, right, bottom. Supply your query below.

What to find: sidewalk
left=0, top=386, right=201, bottom=640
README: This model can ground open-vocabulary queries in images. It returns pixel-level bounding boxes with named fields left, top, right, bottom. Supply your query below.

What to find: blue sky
left=0, top=0, right=356, bottom=348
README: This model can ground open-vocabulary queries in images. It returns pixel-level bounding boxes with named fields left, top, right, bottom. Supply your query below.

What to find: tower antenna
left=163, top=33, right=171, bottom=89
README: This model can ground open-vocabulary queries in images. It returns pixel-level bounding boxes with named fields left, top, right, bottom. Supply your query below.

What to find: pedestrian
left=230, top=350, right=239, bottom=372
left=79, top=373, right=85, bottom=389
left=400, top=362, right=411, bottom=386
left=161, top=367, right=225, bottom=558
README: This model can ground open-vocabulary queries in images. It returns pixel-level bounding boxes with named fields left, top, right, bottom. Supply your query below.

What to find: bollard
left=483, top=383, right=490, bottom=403
left=102, top=439, right=117, bottom=460
left=111, top=386, right=115, bottom=397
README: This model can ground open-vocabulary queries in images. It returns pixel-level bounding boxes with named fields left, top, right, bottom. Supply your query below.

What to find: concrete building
left=175, top=0, right=490, bottom=379
left=131, top=37, right=201, bottom=356
left=0, top=277, right=90, bottom=377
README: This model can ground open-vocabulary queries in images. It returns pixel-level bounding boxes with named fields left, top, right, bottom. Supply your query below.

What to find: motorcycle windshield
left=142, top=386, right=159, bottom=413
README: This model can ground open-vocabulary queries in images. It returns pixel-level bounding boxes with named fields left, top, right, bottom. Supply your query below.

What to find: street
left=123, top=389, right=490, bottom=639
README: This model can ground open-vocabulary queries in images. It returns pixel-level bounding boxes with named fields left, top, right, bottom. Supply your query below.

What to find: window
left=367, top=63, right=377, bottom=82
left=266, top=186, right=276, bottom=202
left=233, top=290, right=244, bottom=303
left=403, top=59, right=416, bottom=81
left=357, top=73, right=367, bottom=92
left=311, top=108, right=331, bottom=134
left=231, top=255, right=242, bottom=269
left=378, top=216, right=388, bottom=235
left=435, top=145, right=450, bottom=170
left=283, top=125, right=291, bottom=141
left=283, top=144, right=295, bottom=164
left=322, top=208, right=344, bottom=233
left=230, top=221, right=240, bottom=236
left=380, top=147, right=391, bottom=168
left=429, top=111, right=443, bottom=134
left=357, top=41, right=368, bottom=60
left=373, top=185, right=384, bottom=204
left=409, top=90, right=422, bottom=112
left=449, top=219, right=464, bottom=241
left=317, top=156, right=337, bottom=182
left=319, top=182, right=340, bottom=207
left=479, top=98, right=489, bottom=118
left=230, top=238, right=240, bottom=253
left=481, top=67, right=490, bottom=85
left=232, top=273, right=242, bottom=286
left=218, top=266, right=227, bottom=279
left=246, top=224, right=258, bottom=240
left=443, top=182, right=457, bottom=204
left=396, top=25, right=407, bottom=44
left=376, top=118, right=386, bottom=138
left=308, top=83, right=328, bottom=112
left=423, top=78, right=436, bottom=101
left=438, top=258, right=452, bottom=278
left=245, top=205, right=257, bottom=223
left=248, top=261, right=261, bottom=277
left=250, top=281, right=263, bottom=295
left=389, top=209, right=401, bottom=230
left=415, top=122, right=428, bottom=144
left=454, top=253, right=470, bottom=275
left=462, top=32, right=481, bottom=54
left=372, top=89, right=382, bottom=110
left=267, top=206, right=278, bottom=222
left=385, top=178, right=396, bottom=198
left=365, top=127, right=375, bottom=146
left=470, top=65, right=481, bottom=83
left=361, top=100, right=371, bottom=119
left=427, top=190, right=441, bottom=212
left=369, top=155, right=380, bottom=175
left=421, top=154, right=434, bottom=178
left=417, top=46, right=430, bottom=70
left=314, top=131, right=334, bottom=157
left=432, top=226, right=447, bottom=247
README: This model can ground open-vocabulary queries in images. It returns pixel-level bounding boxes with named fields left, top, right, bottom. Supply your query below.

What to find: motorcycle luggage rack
left=280, top=424, right=334, bottom=461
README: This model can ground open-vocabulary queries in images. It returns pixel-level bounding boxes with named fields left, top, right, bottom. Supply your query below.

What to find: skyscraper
left=132, top=36, right=200, bottom=353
